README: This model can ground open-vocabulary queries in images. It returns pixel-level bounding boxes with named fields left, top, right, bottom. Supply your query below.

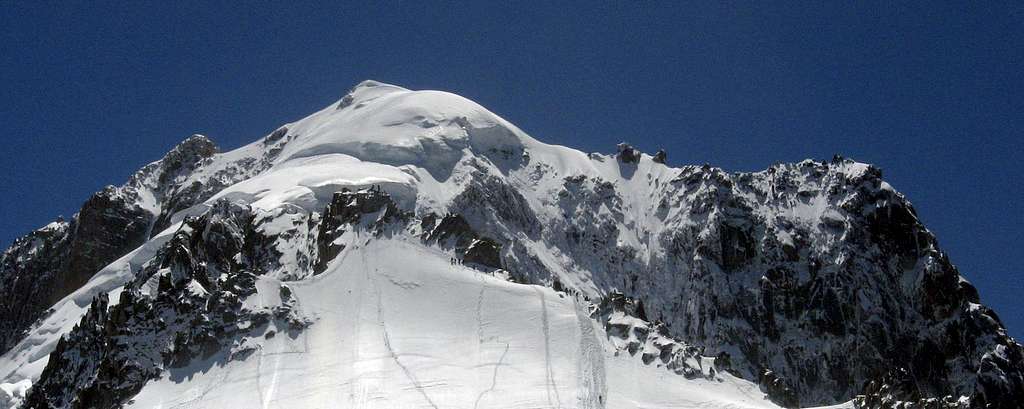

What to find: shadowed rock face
left=463, top=238, right=502, bottom=269
left=147, top=135, right=220, bottom=237
left=0, top=188, right=152, bottom=357
left=652, top=149, right=667, bottom=164
left=22, top=200, right=309, bottom=409
left=59, top=188, right=153, bottom=305
left=0, top=130, right=303, bottom=358
left=314, top=186, right=407, bottom=274
left=420, top=211, right=504, bottom=271
left=508, top=156, right=1022, bottom=407
left=0, top=222, right=72, bottom=354
left=0, top=136, right=218, bottom=356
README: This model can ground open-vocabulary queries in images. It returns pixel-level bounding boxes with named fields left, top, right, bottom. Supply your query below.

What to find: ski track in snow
left=473, top=342, right=509, bottom=409
left=575, top=296, right=608, bottom=409
left=472, top=273, right=511, bottom=409
left=367, top=241, right=440, bottom=409
left=533, top=286, right=562, bottom=408
left=350, top=249, right=365, bottom=405
left=168, top=360, right=232, bottom=409
left=261, top=352, right=281, bottom=409
left=475, top=275, right=486, bottom=343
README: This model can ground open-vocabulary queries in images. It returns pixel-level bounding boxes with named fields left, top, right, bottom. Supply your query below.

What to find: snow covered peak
left=338, top=79, right=409, bottom=104
left=1, top=81, right=1022, bottom=409
left=269, top=80, right=533, bottom=179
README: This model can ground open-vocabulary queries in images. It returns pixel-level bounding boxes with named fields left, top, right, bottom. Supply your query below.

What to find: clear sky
left=1, top=2, right=1021, bottom=339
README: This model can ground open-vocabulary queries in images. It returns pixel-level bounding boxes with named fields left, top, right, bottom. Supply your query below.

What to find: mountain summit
left=0, top=81, right=1020, bottom=409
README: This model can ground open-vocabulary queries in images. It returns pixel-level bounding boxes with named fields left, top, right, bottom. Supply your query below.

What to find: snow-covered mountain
left=0, top=80, right=1020, bottom=409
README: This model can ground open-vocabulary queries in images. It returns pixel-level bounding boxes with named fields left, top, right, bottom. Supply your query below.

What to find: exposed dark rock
left=719, top=221, right=756, bottom=272
left=314, top=186, right=406, bottom=274
left=463, top=238, right=502, bottom=269
left=62, top=188, right=154, bottom=301
left=593, top=292, right=708, bottom=380
left=0, top=135, right=223, bottom=356
left=423, top=213, right=476, bottom=248
left=422, top=212, right=505, bottom=270
left=450, top=172, right=540, bottom=237
left=547, top=159, right=1023, bottom=406
left=23, top=198, right=308, bottom=409
left=0, top=221, right=70, bottom=354
left=760, top=369, right=800, bottom=408
left=652, top=149, right=667, bottom=164
left=616, top=142, right=640, bottom=164
left=973, top=341, right=1024, bottom=409
left=0, top=186, right=152, bottom=356
left=147, top=136, right=222, bottom=236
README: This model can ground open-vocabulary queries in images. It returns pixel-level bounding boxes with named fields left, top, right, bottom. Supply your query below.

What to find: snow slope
left=126, top=238, right=783, bottom=409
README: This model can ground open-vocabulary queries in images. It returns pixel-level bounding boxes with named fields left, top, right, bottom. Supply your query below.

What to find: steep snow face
left=0, top=81, right=1020, bottom=409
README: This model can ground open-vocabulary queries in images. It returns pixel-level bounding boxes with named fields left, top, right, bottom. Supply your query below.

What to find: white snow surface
left=0, top=380, right=30, bottom=409
left=127, top=238, right=784, bottom=409
left=0, top=81, right=862, bottom=408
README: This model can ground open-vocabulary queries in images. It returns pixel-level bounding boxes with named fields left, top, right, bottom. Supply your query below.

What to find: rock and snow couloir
left=0, top=80, right=1020, bottom=408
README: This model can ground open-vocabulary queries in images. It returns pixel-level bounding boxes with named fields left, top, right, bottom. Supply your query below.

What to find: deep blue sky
left=1, top=3, right=1021, bottom=338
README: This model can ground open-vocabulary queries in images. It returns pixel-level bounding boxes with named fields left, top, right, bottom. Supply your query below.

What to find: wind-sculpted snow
left=0, top=80, right=1020, bottom=408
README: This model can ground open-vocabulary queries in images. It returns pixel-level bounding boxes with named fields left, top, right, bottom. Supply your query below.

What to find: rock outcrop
left=22, top=199, right=309, bottom=409
left=0, top=136, right=218, bottom=356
